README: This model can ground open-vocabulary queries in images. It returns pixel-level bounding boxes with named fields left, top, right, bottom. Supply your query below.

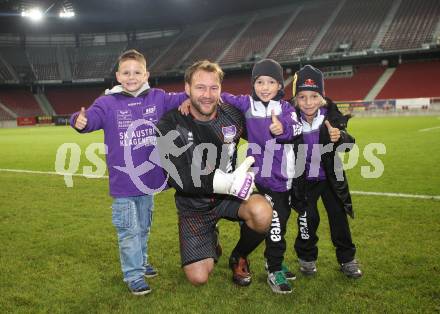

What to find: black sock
left=231, top=222, right=266, bottom=258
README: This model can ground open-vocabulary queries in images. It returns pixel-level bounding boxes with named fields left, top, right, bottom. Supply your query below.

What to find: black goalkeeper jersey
left=156, top=103, right=245, bottom=210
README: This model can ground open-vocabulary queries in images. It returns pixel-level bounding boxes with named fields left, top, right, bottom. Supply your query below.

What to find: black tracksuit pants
left=257, top=184, right=292, bottom=273
left=294, top=180, right=356, bottom=264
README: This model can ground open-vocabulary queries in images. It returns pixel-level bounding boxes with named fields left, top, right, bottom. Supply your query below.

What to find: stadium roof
left=0, top=0, right=296, bottom=34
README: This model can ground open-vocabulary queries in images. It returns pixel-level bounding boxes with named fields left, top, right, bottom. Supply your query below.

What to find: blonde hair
left=184, top=60, right=224, bottom=84
left=117, top=49, right=147, bottom=70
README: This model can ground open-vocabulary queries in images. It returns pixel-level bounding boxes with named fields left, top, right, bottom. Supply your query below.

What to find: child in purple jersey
left=221, top=59, right=303, bottom=294
left=70, top=50, right=187, bottom=295
left=289, top=65, right=362, bottom=279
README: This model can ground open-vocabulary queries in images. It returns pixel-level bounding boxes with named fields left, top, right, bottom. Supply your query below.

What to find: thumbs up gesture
left=74, top=107, right=88, bottom=130
left=325, top=120, right=341, bottom=142
left=269, top=109, right=283, bottom=136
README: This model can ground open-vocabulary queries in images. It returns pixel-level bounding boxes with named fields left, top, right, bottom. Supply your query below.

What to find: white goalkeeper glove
left=212, top=156, right=255, bottom=200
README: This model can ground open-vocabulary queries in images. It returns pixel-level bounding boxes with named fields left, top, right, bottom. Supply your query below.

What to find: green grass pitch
left=0, top=116, right=439, bottom=313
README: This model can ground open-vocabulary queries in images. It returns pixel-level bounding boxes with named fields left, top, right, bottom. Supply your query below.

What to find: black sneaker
left=128, top=278, right=151, bottom=296
left=229, top=255, right=251, bottom=286
left=267, top=271, right=292, bottom=294
left=341, top=259, right=362, bottom=279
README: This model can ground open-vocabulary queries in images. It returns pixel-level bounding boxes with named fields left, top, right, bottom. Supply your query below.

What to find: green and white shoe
left=281, top=264, right=296, bottom=280
left=265, top=261, right=296, bottom=280
left=267, top=271, right=292, bottom=294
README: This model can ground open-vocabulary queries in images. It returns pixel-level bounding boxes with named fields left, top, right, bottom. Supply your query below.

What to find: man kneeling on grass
left=156, top=60, right=273, bottom=286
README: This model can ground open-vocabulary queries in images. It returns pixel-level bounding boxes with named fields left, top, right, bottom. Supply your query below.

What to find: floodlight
left=59, top=11, right=75, bottom=18
left=21, top=8, right=43, bottom=21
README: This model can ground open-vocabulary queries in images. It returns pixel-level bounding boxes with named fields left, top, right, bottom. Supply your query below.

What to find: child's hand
left=178, top=99, right=191, bottom=116
left=74, top=107, right=88, bottom=130
left=325, top=120, right=341, bottom=142
left=269, top=110, right=283, bottom=136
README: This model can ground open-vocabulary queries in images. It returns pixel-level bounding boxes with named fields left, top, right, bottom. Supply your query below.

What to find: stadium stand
left=0, top=105, right=14, bottom=120
left=154, top=80, right=184, bottom=93
left=268, top=2, right=338, bottom=61
left=380, top=0, right=440, bottom=51
left=150, top=26, right=207, bottom=74
left=155, top=72, right=257, bottom=96
left=0, top=60, right=14, bottom=83
left=282, top=64, right=386, bottom=101
left=375, top=61, right=440, bottom=99
left=0, top=0, right=438, bottom=80
left=26, top=47, right=60, bottom=81
left=324, top=64, right=386, bottom=101
left=0, top=0, right=439, bottom=114
left=183, top=19, right=246, bottom=67
left=67, top=42, right=126, bottom=80
left=220, top=12, right=290, bottom=65
left=45, top=86, right=104, bottom=115
left=0, top=89, right=43, bottom=116
left=154, top=72, right=252, bottom=95
left=313, top=0, right=393, bottom=55
left=0, top=47, right=35, bottom=82
left=129, top=35, right=178, bottom=74
left=222, top=72, right=255, bottom=95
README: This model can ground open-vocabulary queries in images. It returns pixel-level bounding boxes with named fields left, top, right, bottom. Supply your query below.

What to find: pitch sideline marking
left=418, top=126, right=440, bottom=132
left=1, top=168, right=439, bottom=200
left=0, top=168, right=108, bottom=179
left=351, top=190, right=440, bottom=200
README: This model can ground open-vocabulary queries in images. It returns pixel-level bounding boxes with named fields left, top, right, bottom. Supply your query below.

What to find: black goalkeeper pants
left=256, top=184, right=292, bottom=273
left=294, top=180, right=356, bottom=264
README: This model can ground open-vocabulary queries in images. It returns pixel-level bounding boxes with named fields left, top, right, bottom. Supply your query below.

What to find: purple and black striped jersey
left=156, top=103, right=245, bottom=211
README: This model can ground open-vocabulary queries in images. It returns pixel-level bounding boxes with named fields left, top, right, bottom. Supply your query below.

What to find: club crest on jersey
left=118, top=110, right=131, bottom=117
left=222, top=125, right=236, bottom=143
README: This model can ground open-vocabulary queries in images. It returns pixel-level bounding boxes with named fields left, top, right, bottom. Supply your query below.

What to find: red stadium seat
left=0, top=89, right=43, bottom=117
left=45, top=86, right=104, bottom=115
left=376, top=61, right=440, bottom=99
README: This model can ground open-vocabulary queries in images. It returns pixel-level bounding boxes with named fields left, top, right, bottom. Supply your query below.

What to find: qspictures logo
left=55, top=119, right=386, bottom=191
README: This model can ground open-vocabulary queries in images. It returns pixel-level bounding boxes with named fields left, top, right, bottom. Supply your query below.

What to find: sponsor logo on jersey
left=222, top=125, right=237, bottom=143
left=117, top=110, right=133, bottom=129
left=143, top=107, right=156, bottom=115
left=142, top=106, right=158, bottom=123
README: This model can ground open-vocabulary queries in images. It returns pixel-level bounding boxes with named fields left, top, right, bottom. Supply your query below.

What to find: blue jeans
left=111, top=195, right=153, bottom=283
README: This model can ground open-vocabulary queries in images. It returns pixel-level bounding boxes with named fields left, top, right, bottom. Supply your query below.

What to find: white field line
left=1, top=168, right=439, bottom=200
left=351, top=190, right=440, bottom=200
left=418, top=126, right=440, bottom=132
left=0, top=168, right=108, bottom=179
